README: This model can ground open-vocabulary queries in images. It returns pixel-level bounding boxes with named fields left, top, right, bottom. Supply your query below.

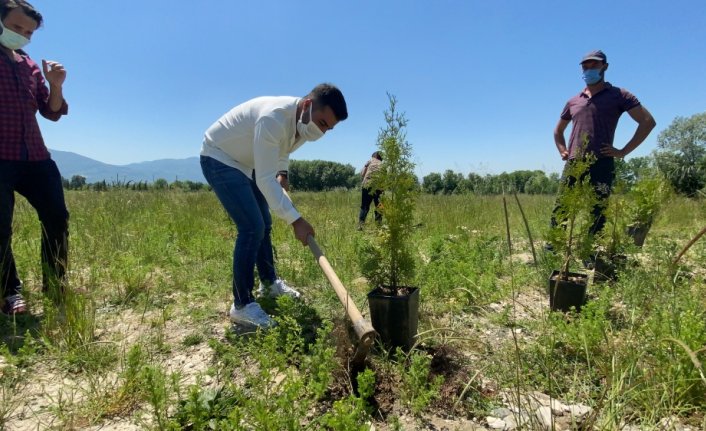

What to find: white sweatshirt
left=201, top=96, right=307, bottom=224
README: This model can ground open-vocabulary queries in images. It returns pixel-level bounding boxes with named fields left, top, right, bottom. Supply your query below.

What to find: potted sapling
left=357, top=94, right=420, bottom=351
left=625, top=173, right=670, bottom=247
left=593, top=195, right=630, bottom=282
left=546, top=136, right=599, bottom=312
left=592, top=168, right=632, bottom=282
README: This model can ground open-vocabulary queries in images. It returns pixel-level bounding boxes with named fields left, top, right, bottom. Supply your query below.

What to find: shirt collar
left=580, top=82, right=613, bottom=98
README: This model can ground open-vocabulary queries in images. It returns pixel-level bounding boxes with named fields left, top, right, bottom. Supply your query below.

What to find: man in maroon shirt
left=550, top=50, right=656, bottom=253
left=0, top=0, right=69, bottom=315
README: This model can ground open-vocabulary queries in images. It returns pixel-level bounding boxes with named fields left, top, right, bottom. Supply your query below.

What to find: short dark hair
left=372, top=151, right=382, bottom=161
left=307, top=83, right=348, bottom=122
left=1, top=0, right=43, bottom=26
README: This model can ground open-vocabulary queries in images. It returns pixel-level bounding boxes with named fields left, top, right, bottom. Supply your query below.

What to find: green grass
left=1, top=189, right=705, bottom=429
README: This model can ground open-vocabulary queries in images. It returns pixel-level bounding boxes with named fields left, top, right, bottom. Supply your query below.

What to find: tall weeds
left=0, top=189, right=703, bottom=429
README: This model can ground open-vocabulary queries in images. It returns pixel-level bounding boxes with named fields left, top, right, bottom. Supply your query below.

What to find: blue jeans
left=0, top=159, right=69, bottom=299
left=200, top=156, right=277, bottom=307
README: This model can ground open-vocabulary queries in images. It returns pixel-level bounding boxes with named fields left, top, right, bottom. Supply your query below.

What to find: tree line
left=57, top=163, right=642, bottom=196
left=61, top=111, right=706, bottom=196
left=61, top=176, right=209, bottom=192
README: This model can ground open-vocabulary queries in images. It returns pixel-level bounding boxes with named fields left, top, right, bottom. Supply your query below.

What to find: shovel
left=306, top=235, right=376, bottom=366
left=281, top=189, right=376, bottom=364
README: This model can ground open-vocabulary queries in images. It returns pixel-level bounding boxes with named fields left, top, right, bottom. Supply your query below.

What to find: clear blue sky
left=28, top=0, right=706, bottom=177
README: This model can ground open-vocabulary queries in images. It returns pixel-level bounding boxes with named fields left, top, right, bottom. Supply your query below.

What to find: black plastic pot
left=626, top=223, right=651, bottom=247
left=548, top=270, right=588, bottom=312
left=593, top=254, right=627, bottom=282
left=367, top=286, right=419, bottom=351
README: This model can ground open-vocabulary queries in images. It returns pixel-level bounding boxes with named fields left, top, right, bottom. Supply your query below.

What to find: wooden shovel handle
left=673, top=224, right=706, bottom=266
left=306, top=235, right=376, bottom=343
left=281, top=187, right=375, bottom=354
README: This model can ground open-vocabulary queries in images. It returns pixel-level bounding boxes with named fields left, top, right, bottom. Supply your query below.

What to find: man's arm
left=360, top=161, right=369, bottom=179
left=281, top=189, right=315, bottom=246
left=554, top=118, right=570, bottom=160
left=253, top=117, right=301, bottom=224
left=43, top=60, right=66, bottom=113
left=600, top=105, right=656, bottom=158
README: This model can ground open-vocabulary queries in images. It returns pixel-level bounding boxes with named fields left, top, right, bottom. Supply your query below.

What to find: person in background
left=0, top=0, right=69, bottom=315
left=358, top=151, right=383, bottom=230
left=200, top=83, right=348, bottom=329
left=549, top=49, right=656, bottom=252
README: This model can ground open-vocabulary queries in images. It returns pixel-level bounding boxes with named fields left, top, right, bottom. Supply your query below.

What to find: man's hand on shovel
left=281, top=186, right=314, bottom=245
left=292, top=217, right=315, bottom=245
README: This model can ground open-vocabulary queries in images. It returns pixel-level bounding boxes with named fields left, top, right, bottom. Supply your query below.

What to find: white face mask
left=0, top=22, right=30, bottom=50
left=296, top=102, right=324, bottom=142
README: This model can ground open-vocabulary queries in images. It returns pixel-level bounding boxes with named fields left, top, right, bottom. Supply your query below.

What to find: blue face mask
left=582, top=68, right=603, bottom=85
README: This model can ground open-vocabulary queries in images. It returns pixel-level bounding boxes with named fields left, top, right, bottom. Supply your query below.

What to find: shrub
left=358, top=94, right=418, bottom=292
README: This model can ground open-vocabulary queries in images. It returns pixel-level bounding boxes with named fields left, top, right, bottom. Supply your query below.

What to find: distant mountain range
left=50, top=149, right=206, bottom=183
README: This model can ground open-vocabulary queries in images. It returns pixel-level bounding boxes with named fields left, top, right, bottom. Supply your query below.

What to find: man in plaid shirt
left=1, top=0, right=69, bottom=315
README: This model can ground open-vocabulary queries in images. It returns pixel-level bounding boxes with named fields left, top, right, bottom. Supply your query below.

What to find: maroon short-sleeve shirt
left=560, top=82, right=640, bottom=159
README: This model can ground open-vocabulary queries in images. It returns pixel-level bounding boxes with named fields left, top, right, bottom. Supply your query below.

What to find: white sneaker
left=229, top=303, right=276, bottom=329
left=256, top=279, right=301, bottom=299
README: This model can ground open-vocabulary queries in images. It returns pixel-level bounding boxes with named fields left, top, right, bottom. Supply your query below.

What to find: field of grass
left=1, top=189, right=705, bottom=430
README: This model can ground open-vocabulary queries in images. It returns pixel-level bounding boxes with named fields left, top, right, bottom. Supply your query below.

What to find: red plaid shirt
left=0, top=49, right=68, bottom=161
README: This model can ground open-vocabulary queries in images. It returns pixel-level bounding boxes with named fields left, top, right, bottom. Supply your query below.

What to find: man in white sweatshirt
left=200, top=83, right=348, bottom=329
